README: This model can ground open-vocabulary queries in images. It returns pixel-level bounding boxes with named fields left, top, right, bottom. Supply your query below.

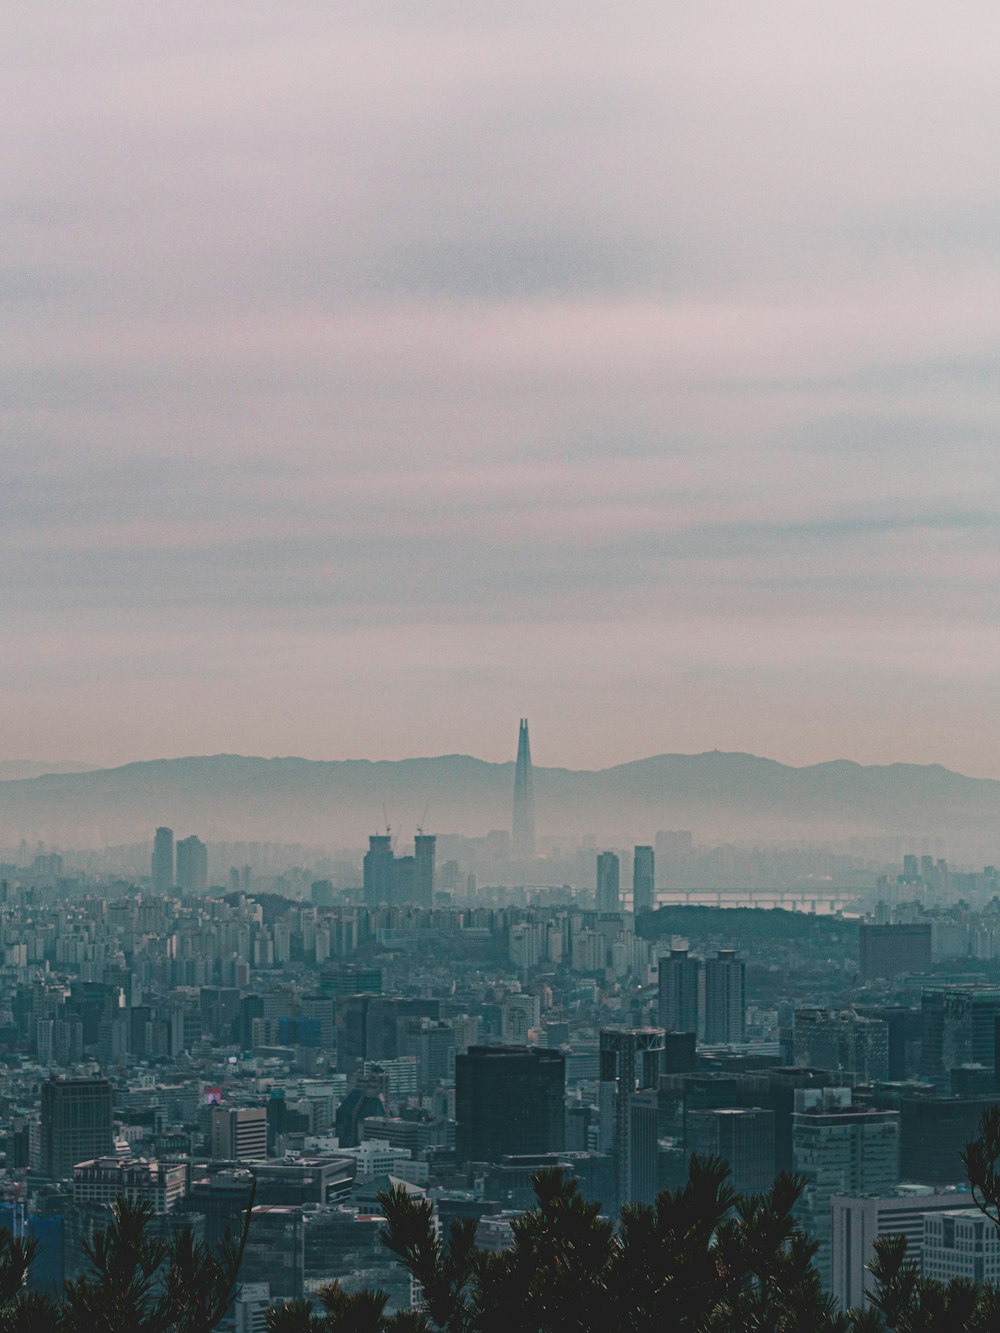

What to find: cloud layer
left=4, top=2, right=1000, bottom=774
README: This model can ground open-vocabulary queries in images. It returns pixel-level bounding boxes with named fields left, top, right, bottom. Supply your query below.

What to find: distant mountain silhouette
left=0, top=761, right=99, bottom=782
left=0, top=751, right=998, bottom=849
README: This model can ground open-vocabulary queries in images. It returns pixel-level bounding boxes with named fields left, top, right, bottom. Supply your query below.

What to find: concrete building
left=233, top=1282, right=273, bottom=1333
left=793, top=1089, right=900, bottom=1291
left=210, top=1105, right=268, bottom=1161
left=73, top=1157, right=186, bottom=1215
left=831, top=1186, right=973, bottom=1310
left=922, top=1208, right=1000, bottom=1286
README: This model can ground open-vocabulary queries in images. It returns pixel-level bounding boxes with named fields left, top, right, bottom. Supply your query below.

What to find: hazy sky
left=5, top=3, right=1000, bottom=774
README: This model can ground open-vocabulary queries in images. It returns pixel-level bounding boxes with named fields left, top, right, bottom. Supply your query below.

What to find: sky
left=4, top=3, right=1000, bottom=775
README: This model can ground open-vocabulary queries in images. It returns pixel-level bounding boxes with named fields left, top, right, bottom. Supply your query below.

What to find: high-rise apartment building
left=793, top=1089, right=900, bottom=1290
left=176, top=835, right=208, bottom=893
left=413, top=834, right=436, bottom=908
left=152, top=827, right=174, bottom=892
left=703, top=949, right=746, bottom=1043
left=512, top=719, right=536, bottom=858
left=40, top=1077, right=114, bottom=1180
left=658, top=948, right=701, bottom=1036
left=632, top=846, right=655, bottom=915
left=454, top=1046, right=564, bottom=1164
left=362, top=836, right=393, bottom=908
left=363, top=834, right=436, bottom=908
left=596, top=852, right=621, bottom=914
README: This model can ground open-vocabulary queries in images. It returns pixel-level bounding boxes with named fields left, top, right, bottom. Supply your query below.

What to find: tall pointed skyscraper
left=512, top=718, right=536, bottom=858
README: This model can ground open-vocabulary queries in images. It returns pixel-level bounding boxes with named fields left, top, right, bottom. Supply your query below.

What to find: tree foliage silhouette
left=0, top=1186, right=255, bottom=1333
left=6, top=1110, right=1000, bottom=1330
left=268, top=1108, right=1000, bottom=1333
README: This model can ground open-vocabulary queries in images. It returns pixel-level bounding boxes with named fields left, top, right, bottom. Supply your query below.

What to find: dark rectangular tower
left=363, top=835, right=394, bottom=908
left=152, top=826, right=174, bottom=892
left=40, top=1077, right=113, bottom=1180
left=414, top=834, right=436, bottom=907
left=455, top=1045, right=564, bottom=1164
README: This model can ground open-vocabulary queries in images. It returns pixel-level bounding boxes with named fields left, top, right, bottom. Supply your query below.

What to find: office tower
left=852, top=1005, right=922, bottom=1082
left=628, top=1090, right=660, bottom=1206
left=210, top=1105, right=269, bottom=1161
left=176, top=835, right=208, bottom=893
left=599, top=1027, right=665, bottom=1209
left=922, top=1209, right=1000, bottom=1284
left=793, top=1089, right=900, bottom=1290
left=899, top=1095, right=997, bottom=1185
left=658, top=948, right=701, bottom=1035
left=151, top=827, right=174, bottom=892
left=831, top=1187, right=973, bottom=1310
left=632, top=845, right=655, bottom=914
left=921, top=986, right=1000, bottom=1084
left=764, top=1068, right=843, bottom=1172
left=859, top=923, right=932, bottom=983
left=454, top=1046, right=565, bottom=1164
left=790, top=1009, right=890, bottom=1083
left=703, top=949, right=746, bottom=1043
left=299, top=994, right=335, bottom=1052
left=40, top=1077, right=114, bottom=1180
left=596, top=852, right=620, bottom=914
left=512, top=718, right=536, bottom=858
left=363, top=835, right=394, bottom=908
left=662, top=1031, right=698, bottom=1075
left=241, top=1206, right=305, bottom=1300
left=414, top=834, right=436, bottom=908
left=686, top=1107, right=775, bottom=1195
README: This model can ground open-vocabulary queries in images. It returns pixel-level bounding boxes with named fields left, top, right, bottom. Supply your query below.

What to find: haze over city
left=6, top=3, right=1000, bottom=775
left=8, top=7, right=1000, bottom=1329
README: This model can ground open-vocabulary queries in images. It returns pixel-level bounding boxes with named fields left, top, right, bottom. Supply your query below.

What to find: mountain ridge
left=0, top=750, right=998, bottom=849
